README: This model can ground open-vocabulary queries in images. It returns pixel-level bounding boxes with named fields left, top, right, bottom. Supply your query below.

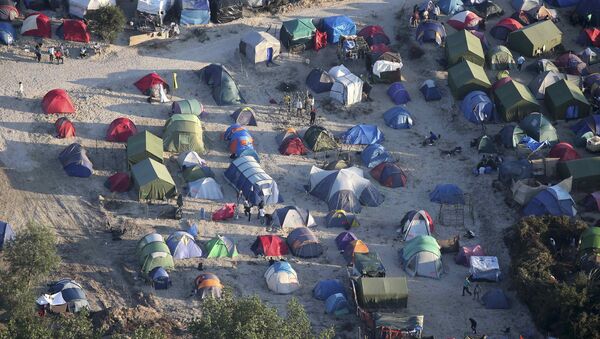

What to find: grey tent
left=481, top=288, right=510, bottom=309
left=287, top=227, right=323, bottom=258
left=239, top=31, right=281, bottom=64
left=200, top=64, right=245, bottom=106
left=272, top=206, right=317, bottom=229
left=0, top=221, right=15, bottom=250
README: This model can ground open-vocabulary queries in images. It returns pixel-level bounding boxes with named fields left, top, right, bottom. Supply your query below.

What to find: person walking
left=258, top=206, right=266, bottom=225
left=306, top=93, right=314, bottom=112
left=309, top=106, right=316, bottom=125
left=243, top=199, right=251, bottom=221
left=473, top=284, right=481, bottom=301
left=48, top=46, right=55, bottom=63
left=17, top=81, right=24, bottom=99
left=34, top=44, right=42, bottom=62
left=469, top=318, right=477, bottom=334
left=517, top=55, right=525, bottom=71
left=462, top=276, right=472, bottom=296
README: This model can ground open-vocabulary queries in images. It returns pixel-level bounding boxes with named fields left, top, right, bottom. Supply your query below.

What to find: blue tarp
left=387, top=82, right=411, bottom=105
left=149, top=267, right=171, bottom=289
left=361, top=144, right=394, bottom=168
left=523, top=186, right=577, bottom=217
left=419, top=80, right=442, bottom=101
left=224, top=156, right=281, bottom=205
left=180, top=0, right=210, bottom=25
left=383, top=106, right=413, bottom=129
left=461, top=91, right=494, bottom=124
left=313, top=279, right=346, bottom=300
left=429, top=184, right=465, bottom=204
left=0, top=221, right=15, bottom=250
left=58, top=143, right=93, bottom=178
left=325, top=293, right=350, bottom=315
left=166, top=231, right=203, bottom=259
left=341, top=124, right=384, bottom=145
left=224, top=124, right=245, bottom=140
left=322, top=15, right=356, bottom=43
left=0, top=23, right=15, bottom=46
left=271, top=261, right=295, bottom=274
left=439, top=0, right=463, bottom=14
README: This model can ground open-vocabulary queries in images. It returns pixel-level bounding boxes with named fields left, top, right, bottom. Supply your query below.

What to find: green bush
left=86, top=5, right=126, bottom=43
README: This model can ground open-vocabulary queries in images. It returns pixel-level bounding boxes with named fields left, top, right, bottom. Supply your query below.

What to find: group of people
left=238, top=192, right=275, bottom=230
left=34, top=43, right=66, bottom=64
left=283, top=92, right=317, bottom=125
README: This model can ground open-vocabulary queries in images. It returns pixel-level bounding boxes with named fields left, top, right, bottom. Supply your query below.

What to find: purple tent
left=387, top=82, right=411, bottom=105
left=335, top=231, right=357, bottom=251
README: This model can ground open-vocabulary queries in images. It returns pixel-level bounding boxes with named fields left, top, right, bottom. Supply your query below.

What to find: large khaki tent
left=355, top=277, right=408, bottom=309
left=558, top=157, right=600, bottom=191
left=445, top=29, right=485, bottom=67
left=507, top=20, right=562, bottom=57
left=132, top=158, right=177, bottom=200
left=493, top=79, right=539, bottom=122
left=163, top=114, right=205, bottom=153
left=447, top=60, right=491, bottom=99
left=239, top=31, right=281, bottom=64
left=127, top=130, right=163, bottom=167
left=544, top=79, right=590, bottom=120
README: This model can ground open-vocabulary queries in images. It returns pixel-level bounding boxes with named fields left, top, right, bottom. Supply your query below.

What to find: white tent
left=188, top=178, right=224, bottom=200
left=240, top=31, right=281, bottom=64
left=69, top=0, right=116, bottom=18
left=264, top=262, right=300, bottom=294
left=178, top=151, right=207, bottom=169
left=373, top=60, right=403, bottom=78
left=470, top=256, right=501, bottom=281
left=330, top=73, right=363, bottom=106
left=400, top=235, right=443, bottom=279
left=400, top=210, right=432, bottom=241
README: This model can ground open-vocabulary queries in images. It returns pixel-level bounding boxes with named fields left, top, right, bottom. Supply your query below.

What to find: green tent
left=182, top=165, right=214, bottom=183
left=280, top=18, right=316, bottom=49
left=131, top=158, right=177, bottom=200
left=544, top=79, right=590, bottom=120
left=303, top=125, right=338, bottom=152
left=487, top=46, right=516, bottom=71
left=138, top=241, right=171, bottom=265
left=557, top=157, right=600, bottom=192
left=477, top=135, right=497, bottom=154
left=507, top=20, right=562, bottom=57
left=445, top=30, right=485, bottom=67
left=356, top=277, right=408, bottom=309
left=163, top=114, right=205, bottom=154
left=141, top=251, right=175, bottom=275
left=580, top=227, right=600, bottom=254
left=127, top=131, right=163, bottom=168
left=447, top=60, right=491, bottom=99
left=511, top=113, right=558, bottom=146
left=136, top=234, right=174, bottom=275
left=493, top=79, right=539, bottom=122
left=205, top=236, right=238, bottom=258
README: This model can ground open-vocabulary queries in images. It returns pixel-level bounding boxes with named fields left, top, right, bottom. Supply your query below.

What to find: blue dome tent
left=0, top=22, right=16, bottom=45
left=321, top=15, right=356, bottom=43
left=387, top=82, right=411, bottom=105
left=341, top=124, right=384, bottom=145
left=461, top=91, right=495, bottom=123
left=58, top=143, right=93, bottom=178
left=419, top=79, right=442, bottom=101
left=439, top=0, right=463, bottom=14
left=313, top=279, right=346, bottom=300
left=523, top=186, right=577, bottom=217
left=416, top=21, right=447, bottom=46
left=224, top=156, right=281, bottom=205
left=429, top=184, right=465, bottom=204
left=325, top=293, right=350, bottom=315
left=383, top=106, right=414, bottom=129
left=306, top=68, right=335, bottom=93
left=149, top=267, right=172, bottom=290
left=361, top=144, right=394, bottom=168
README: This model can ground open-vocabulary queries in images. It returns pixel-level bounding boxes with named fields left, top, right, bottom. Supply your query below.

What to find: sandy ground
left=0, top=0, right=595, bottom=337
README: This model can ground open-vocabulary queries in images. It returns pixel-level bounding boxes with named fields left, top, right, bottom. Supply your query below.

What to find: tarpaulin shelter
left=166, top=231, right=202, bottom=259
left=507, top=20, right=563, bottom=57
left=523, top=185, right=577, bottom=216
left=415, top=21, right=446, bottom=46
left=224, top=156, right=281, bottom=205
left=545, top=79, right=590, bottom=120
left=335, top=231, right=357, bottom=250
left=239, top=31, right=280, bottom=64
left=171, top=99, right=202, bottom=116
left=446, top=29, right=485, bottom=67
left=430, top=184, right=465, bottom=204
left=554, top=52, right=588, bottom=75
left=57, top=19, right=90, bottom=43
left=127, top=131, right=163, bottom=167
left=313, top=279, right=346, bottom=300
left=575, top=0, right=600, bottom=27
left=448, top=11, right=483, bottom=30
left=106, top=117, right=137, bottom=142
left=321, top=15, right=356, bottom=43
left=188, top=177, right=223, bottom=200
left=352, top=252, right=386, bottom=277
left=399, top=235, right=442, bottom=278
left=163, top=114, right=205, bottom=153
left=55, top=117, right=76, bottom=138
left=306, top=166, right=384, bottom=212
left=0, top=22, right=15, bottom=45
left=0, top=0, right=18, bottom=21
left=571, top=114, right=600, bottom=145
left=455, top=244, right=485, bottom=266
left=209, top=0, right=242, bottom=23
left=493, top=79, right=539, bottom=122
left=487, top=45, right=516, bottom=70
left=280, top=18, right=316, bottom=50
left=306, top=68, right=335, bottom=93
left=205, top=235, right=238, bottom=258
left=231, top=106, right=257, bottom=126
left=438, top=0, right=463, bottom=14
left=419, top=80, right=442, bottom=101
left=511, top=178, right=547, bottom=205
left=200, top=64, right=244, bottom=106
left=42, top=89, right=75, bottom=114
left=287, top=227, right=323, bottom=258
left=399, top=210, right=433, bottom=241
left=104, top=172, right=131, bottom=192
left=149, top=266, right=171, bottom=289
left=325, top=293, right=350, bottom=315
left=59, top=143, right=93, bottom=178
left=512, top=0, right=540, bottom=11
left=578, top=28, right=600, bottom=47
left=578, top=47, right=599, bottom=65
left=372, top=55, right=402, bottom=84
left=37, top=279, right=89, bottom=313
left=361, top=144, right=394, bottom=168
left=251, top=235, right=289, bottom=256
left=383, top=106, right=413, bottom=129
left=343, top=240, right=369, bottom=264
left=470, top=256, right=501, bottom=281
left=529, top=5, right=557, bottom=20
left=69, top=0, right=115, bottom=18
left=462, top=90, right=494, bottom=123
left=134, top=73, right=169, bottom=95
left=358, top=25, right=390, bottom=46
left=468, top=1, right=504, bottom=18
left=180, top=0, right=210, bottom=25
left=355, top=277, right=408, bottom=309
left=137, top=234, right=175, bottom=275
left=194, top=273, right=223, bottom=298
left=273, top=206, right=316, bottom=229
left=482, top=289, right=510, bottom=309
left=327, top=211, right=359, bottom=229
left=447, top=60, right=491, bottom=99
left=549, top=142, right=581, bottom=161
left=0, top=221, right=15, bottom=250
left=558, top=157, right=600, bottom=191
left=330, top=72, right=363, bottom=106
left=387, top=82, right=411, bottom=105
left=131, top=158, right=176, bottom=200
left=264, top=261, right=300, bottom=294
left=370, top=162, right=407, bottom=188
left=341, top=124, right=384, bottom=145
left=21, top=13, right=51, bottom=38
left=529, top=71, right=568, bottom=99
left=303, top=125, right=338, bottom=152
left=490, top=18, right=523, bottom=41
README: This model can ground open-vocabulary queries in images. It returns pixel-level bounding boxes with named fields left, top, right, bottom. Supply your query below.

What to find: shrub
left=86, top=6, right=126, bottom=43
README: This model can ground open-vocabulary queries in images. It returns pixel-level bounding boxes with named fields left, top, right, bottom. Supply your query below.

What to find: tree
left=53, top=310, right=100, bottom=339
left=86, top=5, right=126, bottom=43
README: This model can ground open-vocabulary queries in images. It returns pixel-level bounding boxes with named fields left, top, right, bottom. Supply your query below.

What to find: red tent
left=212, top=203, right=235, bottom=221
left=490, top=18, right=522, bottom=40
left=578, top=28, right=600, bottom=47
left=106, top=117, right=137, bottom=142
left=370, top=162, right=407, bottom=188
left=314, top=30, right=327, bottom=51
left=42, top=89, right=75, bottom=114
left=54, top=117, right=76, bottom=138
left=548, top=142, right=581, bottom=161
left=105, top=173, right=131, bottom=192
left=0, top=0, right=19, bottom=21
left=370, top=43, right=391, bottom=54
left=251, top=235, right=289, bottom=256
left=21, top=13, right=51, bottom=38
left=279, top=137, right=308, bottom=155
left=134, top=73, right=169, bottom=94
left=358, top=25, right=390, bottom=46
left=60, top=19, right=90, bottom=43
left=455, top=244, right=485, bottom=266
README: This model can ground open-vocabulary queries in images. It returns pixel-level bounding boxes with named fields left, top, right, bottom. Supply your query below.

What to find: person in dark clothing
left=462, top=276, right=472, bottom=296
left=243, top=200, right=251, bottom=221
left=34, top=44, right=42, bottom=62
left=469, top=318, right=477, bottom=334
left=478, top=19, right=486, bottom=30
left=309, top=107, right=316, bottom=125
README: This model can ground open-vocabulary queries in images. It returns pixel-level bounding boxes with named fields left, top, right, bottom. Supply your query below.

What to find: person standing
left=54, top=50, right=64, bottom=64
left=469, top=318, right=477, bottom=334
left=243, top=199, right=251, bottom=221
left=306, top=93, right=314, bottom=112
left=34, top=44, right=42, bottom=62
left=295, top=97, right=303, bottom=116
left=17, top=81, right=24, bottom=99
left=48, top=46, right=55, bottom=63
left=309, top=106, right=316, bottom=125
left=462, top=276, right=472, bottom=296
left=517, top=55, right=525, bottom=71
left=258, top=206, right=266, bottom=225
left=473, top=284, right=481, bottom=301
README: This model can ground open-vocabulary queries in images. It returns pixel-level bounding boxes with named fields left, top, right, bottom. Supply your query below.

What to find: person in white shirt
left=295, top=98, right=303, bottom=116
left=17, top=81, right=24, bottom=99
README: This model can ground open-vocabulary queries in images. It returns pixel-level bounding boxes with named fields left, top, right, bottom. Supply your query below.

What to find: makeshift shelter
left=545, top=79, right=590, bottom=120
left=251, top=235, right=289, bottom=256
left=0, top=22, right=15, bottom=45
left=578, top=28, right=600, bottom=47
left=56, top=19, right=90, bottom=43
left=549, top=142, right=581, bottom=161
left=307, top=166, right=384, bottom=212
left=361, top=144, right=394, bottom=168
left=327, top=211, right=359, bottom=229
left=200, top=64, right=244, bottom=106
left=399, top=210, right=433, bottom=241
left=429, top=184, right=465, bottom=204
left=325, top=293, right=350, bottom=315
left=370, top=162, right=407, bottom=188
left=37, top=279, right=89, bottom=313
left=448, top=11, right=483, bottom=30
left=131, top=158, right=176, bottom=200
left=446, top=29, right=485, bottom=67
left=468, top=1, right=504, bottom=18
left=372, top=56, right=402, bottom=84
left=341, top=125, right=384, bottom=145
left=166, top=231, right=202, bottom=259
left=239, top=31, right=280, bottom=64
left=0, top=221, right=15, bottom=250
left=264, top=261, right=300, bottom=294
left=387, top=82, right=411, bottom=105
left=205, top=235, right=238, bottom=258
left=55, top=117, right=76, bottom=138
left=358, top=25, right=390, bottom=46
left=179, top=0, right=210, bottom=25
left=287, top=227, right=323, bottom=258
left=507, top=20, right=563, bottom=57
left=575, top=0, right=600, bottom=27
left=554, top=52, right=587, bottom=76
left=104, top=172, right=131, bottom=192
left=511, top=178, right=547, bottom=205
left=59, top=143, right=93, bottom=178
left=355, top=277, right=408, bottom=309
left=558, top=157, right=600, bottom=191
left=352, top=252, right=386, bottom=277
left=209, top=0, right=242, bottom=23
left=493, top=79, right=539, bottom=122
left=137, top=234, right=175, bottom=275
left=343, top=240, right=369, bottom=264
left=224, top=156, right=281, bottom=205
left=490, top=18, right=523, bottom=41
left=419, top=80, right=442, bottom=101
left=438, top=0, right=463, bottom=14
left=330, top=73, right=363, bottom=106
left=529, top=71, right=567, bottom=99
left=321, top=15, right=356, bottom=43
left=163, top=114, right=205, bottom=153
left=523, top=185, right=577, bottom=216
left=148, top=267, right=171, bottom=289
left=455, top=244, right=485, bottom=266
left=498, top=159, right=533, bottom=184
left=461, top=91, right=494, bottom=123
left=470, top=256, right=501, bottom=281
left=106, top=117, right=137, bottom=142
left=0, top=0, right=18, bottom=21
left=482, top=289, right=510, bottom=309
left=127, top=131, right=163, bottom=167
left=134, top=73, right=169, bottom=95
left=280, top=18, right=316, bottom=50
left=415, top=21, right=446, bottom=46
left=42, top=89, right=75, bottom=114
left=383, top=106, right=413, bottom=129
left=303, top=126, right=338, bottom=152
left=578, top=47, right=599, bottom=65
left=399, top=235, right=442, bottom=278
left=172, top=99, right=202, bottom=116
left=21, top=13, right=51, bottom=38
left=272, top=206, right=316, bottom=229
left=231, top=106, right=257, bottom=126
left=487, top=46, right=516, bottom=70
left=306, top=68, right=335, bottom=93
left=447, top=60, right=491, bottom=99
left=571, top=115, right=600, bottom=145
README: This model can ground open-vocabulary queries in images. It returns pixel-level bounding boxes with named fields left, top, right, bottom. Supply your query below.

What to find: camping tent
left=327, top=211, right=359, bottom=229
left=355, top=277, right=408, bottom=309
left=205, top=235, right=238, bottom=258
left=224, top=156, right=281, bottom=205
left=303, top=125, right=338, bottom=152
left=55, top=117, right=76, bottom=138
left=372, top=57, right=402, bottom=84
left=287, top=227, right=323, bottom=258
left=59, top=143, right=93, bottom=178
left=415, top=21, right=446, bottom=46
left=470, top=256, right=501, bottom=281
left=467, top=1, right=504, bottom=18
left=42, top=89, right=75, bottom=114
left=429, top=184, right=465, bottom=204
left=325, top=293, right=350, bottom=315
left=37, top=279, right=89, bottom=313
left=273, top=206, right=316, bottom=229
left=239, top=31, right=280, bottom=64
left=180, top=0, right=210, bottom=25
left=557, top=157, right=600, bottom=191
left=578, top=47, right=599, bottom=65
left=499, top=114, right=559, bottom=149
left=231, top=106, right=257, bottom=126
left=461, top=91, right=494, bottom=123
left=399, top=235, right=442, bottom=278
left=306, top=166, right=384, bottom=212
left=264, top=261, right=300, bottom=294
left=0, top=0, right=18, bottom=21
left=279, top=136, right=307, bottom=155
left=330, top=73, right=363, bottom=106
left=21, top=13, right=51, bottom=38
left=361, top=144, right=394, bottom=168
left=482, top=289, right=510, bottom=309
left=571, top=115, right=600, bottom=145
left=477, top=135, right=498, bottom=153
left=209, top=0, right=242, bottom=23
left=578, top=28, right=600, bottom=47
left=306, top=68, right=335, bottom=93
left=439, top=0, right=463, bottom=14
left=321, top=15, right=356, bottom=43
left=576, top=0, right=600, bottom=27
left=226, top=128, right=254, bottom=157
left=201, top=64, right=244, bottom=106
left=335, top=231, right=358, bottom=250
left=0, top=22, right=15, bottom=45
left=523, top=185, right=577, bottom=216
left=446, top=30, right=485, bottom=67
left=57, top=19, right=90, bottom=43
left=493, top=79, right=540, bottom=122
left=127, top=131, right=163, bottom=167
left=341, top=125, right=384, bottom=145
left=383, top=106, right=413, bottom=129
left=512, top=0, right=540, bottom=10
left=131, top=158, right=176, bottom=200
left=358, top=25, right=390, bottom=46
left=498, top=159, right=533, bottom=184
left=106, top=117, right=137, bottom=142
left=419, top=80, right=442, bottom=101
left=545, top=79, right=590, bottom=120
left=163, top=114, right=205, bottom=153
left=183, top=163, right=215, bottom=183
left=511, top=178, right=547, bottom=206
left=448, top=10, right=482, bottom=30
left=583, top=193, right=600, bottom=211
left=352, top=252, right=386, bottom=277
left=0, top=221, right=15, bottom=250
left=490, top=18, right=523, bottom=41
left=487, top=45, right=516, bottom=70
left=178, top=151, right=206, bottom=169
left=166, top=231, right=202, bottom=259
left=580, top=227, right=600, bottom=252
left=69, top=0, right=115, bottom=18
left=399, top=210, right=433, bottom=241
left=134, top=73, right=169, bottom=95
left=387, top=82, right=411, bottom=105
left=370, top=162, right=407, bottom=188
left=251, top=235, right=289, bottom=256
left=137, top=234, right=175, bottom=275
left=455, top=244, right=485, bottom=266
left=549, top=142, right=581, bottom=161
left=188, top=177, right=223, bottom=200
left=194, top=273, right=223, bottom=298
left=343, top=240, right=369, bottom=264
left=529, top=71, right=568, bottom=99
left=447, top=60, right=491, bottom=99
left=554, top=52, right=587, bottom=75
left=280, top=18, right=316, bottom=49
left=105, top=172, right=130, bottom=192
left=148, top=266, right=171, bottom=289
left=507, top=20, right=563, bottom=57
